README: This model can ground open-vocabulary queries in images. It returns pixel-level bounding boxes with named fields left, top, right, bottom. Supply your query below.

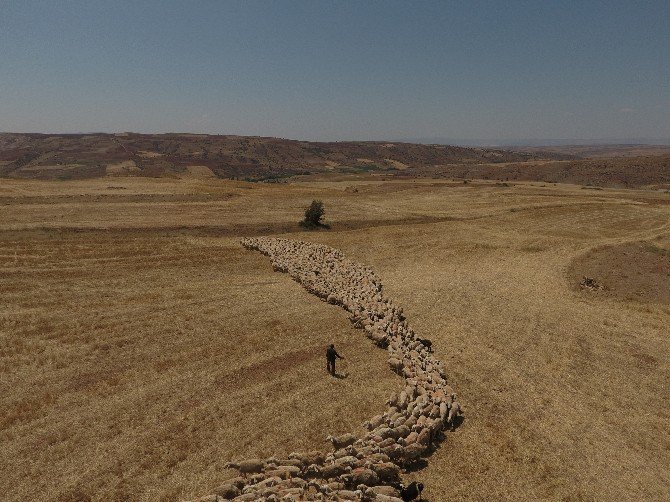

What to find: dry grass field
left=1, top=177, right=669, bottom=501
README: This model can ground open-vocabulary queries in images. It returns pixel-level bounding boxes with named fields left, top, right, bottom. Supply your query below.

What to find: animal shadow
left=403, top=459, right=428, bottom=473
left=451, top=415, right=465, bottom=431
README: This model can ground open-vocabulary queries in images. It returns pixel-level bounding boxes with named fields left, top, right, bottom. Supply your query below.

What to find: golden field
left=1, top=177, right=669, bottom=501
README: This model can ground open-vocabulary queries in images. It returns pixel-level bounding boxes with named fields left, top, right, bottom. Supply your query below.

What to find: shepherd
left=326, top=344, right=343, bottom=376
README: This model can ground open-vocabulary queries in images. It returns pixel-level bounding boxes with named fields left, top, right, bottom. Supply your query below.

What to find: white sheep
left=326, top=433, right=357, bottom=450
left=229, top=237, right=463, bottom=499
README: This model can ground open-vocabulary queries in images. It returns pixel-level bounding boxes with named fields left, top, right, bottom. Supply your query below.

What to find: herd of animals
left=187, top=237, right=462, bottom=501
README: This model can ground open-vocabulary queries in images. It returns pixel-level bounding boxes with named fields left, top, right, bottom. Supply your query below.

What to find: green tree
left=301, top=200, right=326, bottom=228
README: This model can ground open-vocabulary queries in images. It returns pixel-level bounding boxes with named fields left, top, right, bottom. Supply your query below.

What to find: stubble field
left=1, top=177, right=669, bottom=501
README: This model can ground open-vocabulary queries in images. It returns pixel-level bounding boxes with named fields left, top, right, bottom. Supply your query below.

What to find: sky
left=0, top=0, right=668, bottom=143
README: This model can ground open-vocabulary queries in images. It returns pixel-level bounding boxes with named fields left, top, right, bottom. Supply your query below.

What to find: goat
left=417, top=338, right=433, bottom=352
left=399, top=481, right=424, bottom=501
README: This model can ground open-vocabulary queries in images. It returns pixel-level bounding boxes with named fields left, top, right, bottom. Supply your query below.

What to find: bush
left=301, top=200, right=327, bottom=228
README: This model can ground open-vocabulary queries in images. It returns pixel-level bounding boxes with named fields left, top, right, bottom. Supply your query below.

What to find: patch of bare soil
left=570, top=241, right=670, bottom=303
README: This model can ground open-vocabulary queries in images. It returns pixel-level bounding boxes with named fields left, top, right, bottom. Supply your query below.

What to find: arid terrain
left=0, top=133, right=548, bottom=182
left=1, top=175, right=669, bottom=501
left=517, top=143, right=670, bottom=159
left=2, top=133, right=668, bottom=191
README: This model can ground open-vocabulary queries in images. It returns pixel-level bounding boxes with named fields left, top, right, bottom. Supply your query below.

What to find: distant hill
left=514, top=144, right=670, bottom=159
left=0, top=132, right=557, bottom=181
left=1, top=133, right=667, bottom=188
left=398, top=155, right=670, bottom=189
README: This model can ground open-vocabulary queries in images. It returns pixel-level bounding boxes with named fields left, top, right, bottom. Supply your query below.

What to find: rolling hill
left=0, top=132, right=555, bottom=181
left=1, top=133, right=668, bottom=189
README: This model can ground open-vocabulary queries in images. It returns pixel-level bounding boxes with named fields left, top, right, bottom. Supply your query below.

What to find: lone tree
left=301, top=200, right=326, bottom=228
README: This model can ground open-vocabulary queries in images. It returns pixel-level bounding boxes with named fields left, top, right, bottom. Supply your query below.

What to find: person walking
left=326, top=344, right=343, bottom=376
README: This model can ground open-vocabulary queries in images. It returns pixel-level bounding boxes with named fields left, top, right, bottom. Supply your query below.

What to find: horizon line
left=2, top=130, right=670, bottom=148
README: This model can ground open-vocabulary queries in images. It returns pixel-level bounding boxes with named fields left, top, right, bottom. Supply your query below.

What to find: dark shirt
left=326, top=347, right=341, bottom=361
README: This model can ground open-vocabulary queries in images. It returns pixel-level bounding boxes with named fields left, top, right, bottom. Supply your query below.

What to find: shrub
left=301, top=200, right=327, bottom=228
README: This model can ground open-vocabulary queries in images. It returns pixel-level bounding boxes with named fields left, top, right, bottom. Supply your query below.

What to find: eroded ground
left=1, top=177, right=669, bottom=501
left=570, top=240, right=670, bottom=304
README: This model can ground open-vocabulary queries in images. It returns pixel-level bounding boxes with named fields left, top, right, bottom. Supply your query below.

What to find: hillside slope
left=406, top=155, right=670, bottom=189
left=0, top=132, right=550, bottom=181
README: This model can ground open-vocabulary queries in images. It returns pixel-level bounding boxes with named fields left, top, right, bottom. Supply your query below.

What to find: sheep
left=303, top=464, right=321, bottom=478
left=332, top=489, right=362, bottom=499
left=377, top=437, right=396, bottom=448
left=416, top=428, right=433, bottom=447
left=333, top=455, right=359, bottom=469
left=351, top=467, right=379, bottom=486
left=373, top=495, right=405, bottom=502
left=369, top=462, right=401, bottom=483
left=447, top=399, right=462, bottom=430
left=227, top=237, right=464, bottom=499
left=393, top=415, right=408, bottom=428
left=320, top=463, right=350, bottom=479
left=274, top=458, right=302, bottom=468
left=397, top=391, right=409, bottom=409
left=275, top=487, right=304, bottom=497
left=404, top=415, right=418, bottom=429
left=270, top=465, right=301, bottom=479
left=428, top=403, right=441, bottom=419
left=387, top=393, right=399, bottom=408
left=398, top=443, right=425, bottom=465
left=226, top=493, right=258, bottom=501
left=364, top=485, right=401, bottom=497
left=388, top=357, right=404, bottom=374
left=439, top=401, right=449, bottom=423
left=381, top=444, right=405, bottom=462
left=214, top=482, right=241, bottom=499
left=289, top=450, right=324, bottom=466
left=326, top=433, right=357, bottom=450
left=225, top=459, right=264, bottom=476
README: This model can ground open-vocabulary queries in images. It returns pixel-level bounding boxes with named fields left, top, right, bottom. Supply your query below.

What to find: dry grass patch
left=1, top=177, right=669, bottom=501
left=278, top=191, right=670, bottom=501
left=106, top=161, right=140, bottom=176
left=184, top=166, right=216, bottom=178
left=0, top=232, right=398, bottom=501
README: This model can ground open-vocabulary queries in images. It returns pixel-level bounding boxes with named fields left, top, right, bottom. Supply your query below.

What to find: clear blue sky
left=1, top=1, right=668, bottom=143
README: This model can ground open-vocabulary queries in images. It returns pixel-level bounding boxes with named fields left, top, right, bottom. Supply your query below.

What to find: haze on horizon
left=1, top=0, right=668, bottom=144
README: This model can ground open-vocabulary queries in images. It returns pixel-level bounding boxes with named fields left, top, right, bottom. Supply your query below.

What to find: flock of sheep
left=188, top=237, right=461, bottom=501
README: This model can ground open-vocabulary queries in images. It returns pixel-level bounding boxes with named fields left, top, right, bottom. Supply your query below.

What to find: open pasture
left=1, top=177, right=668, bottom=501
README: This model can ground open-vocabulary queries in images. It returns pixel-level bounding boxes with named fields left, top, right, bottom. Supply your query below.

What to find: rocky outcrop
left=187, top=237, right=462, bottom=501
